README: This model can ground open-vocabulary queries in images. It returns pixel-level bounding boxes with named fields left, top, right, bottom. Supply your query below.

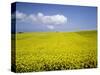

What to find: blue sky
left=13, top=2, right=97, bottom=32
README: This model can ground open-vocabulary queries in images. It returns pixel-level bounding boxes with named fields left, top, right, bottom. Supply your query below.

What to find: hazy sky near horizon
left=12, top=2, right=97, bottom=32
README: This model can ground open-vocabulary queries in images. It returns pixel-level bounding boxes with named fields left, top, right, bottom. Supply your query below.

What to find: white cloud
left=29, top=12, right=67, bottom=25
left=15, top=11, right=67, bottom=28
left=42, top=14, right=67, bottom=25
left=47, top=25, right=54, bottom=30
left=16, top=11, right=27, bottom=21
left=38, top=12, right=44, bottom=17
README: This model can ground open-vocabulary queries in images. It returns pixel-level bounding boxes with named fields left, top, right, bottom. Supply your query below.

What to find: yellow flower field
left=12, top=30, right=97, bottom=72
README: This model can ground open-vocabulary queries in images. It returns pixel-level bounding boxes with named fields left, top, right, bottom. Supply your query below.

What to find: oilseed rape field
left=12, top=30, right=97, bottom=72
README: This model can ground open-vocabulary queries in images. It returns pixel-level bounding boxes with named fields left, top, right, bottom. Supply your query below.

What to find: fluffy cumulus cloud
left=14, top=11, right=67, bottom=29
left=16, top=11, right=27, bottom=21
left=37, top=12, right=67, bottom=25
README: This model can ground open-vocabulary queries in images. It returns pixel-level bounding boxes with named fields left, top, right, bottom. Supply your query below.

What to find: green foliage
left=13, top=30, right=97, bottom=72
